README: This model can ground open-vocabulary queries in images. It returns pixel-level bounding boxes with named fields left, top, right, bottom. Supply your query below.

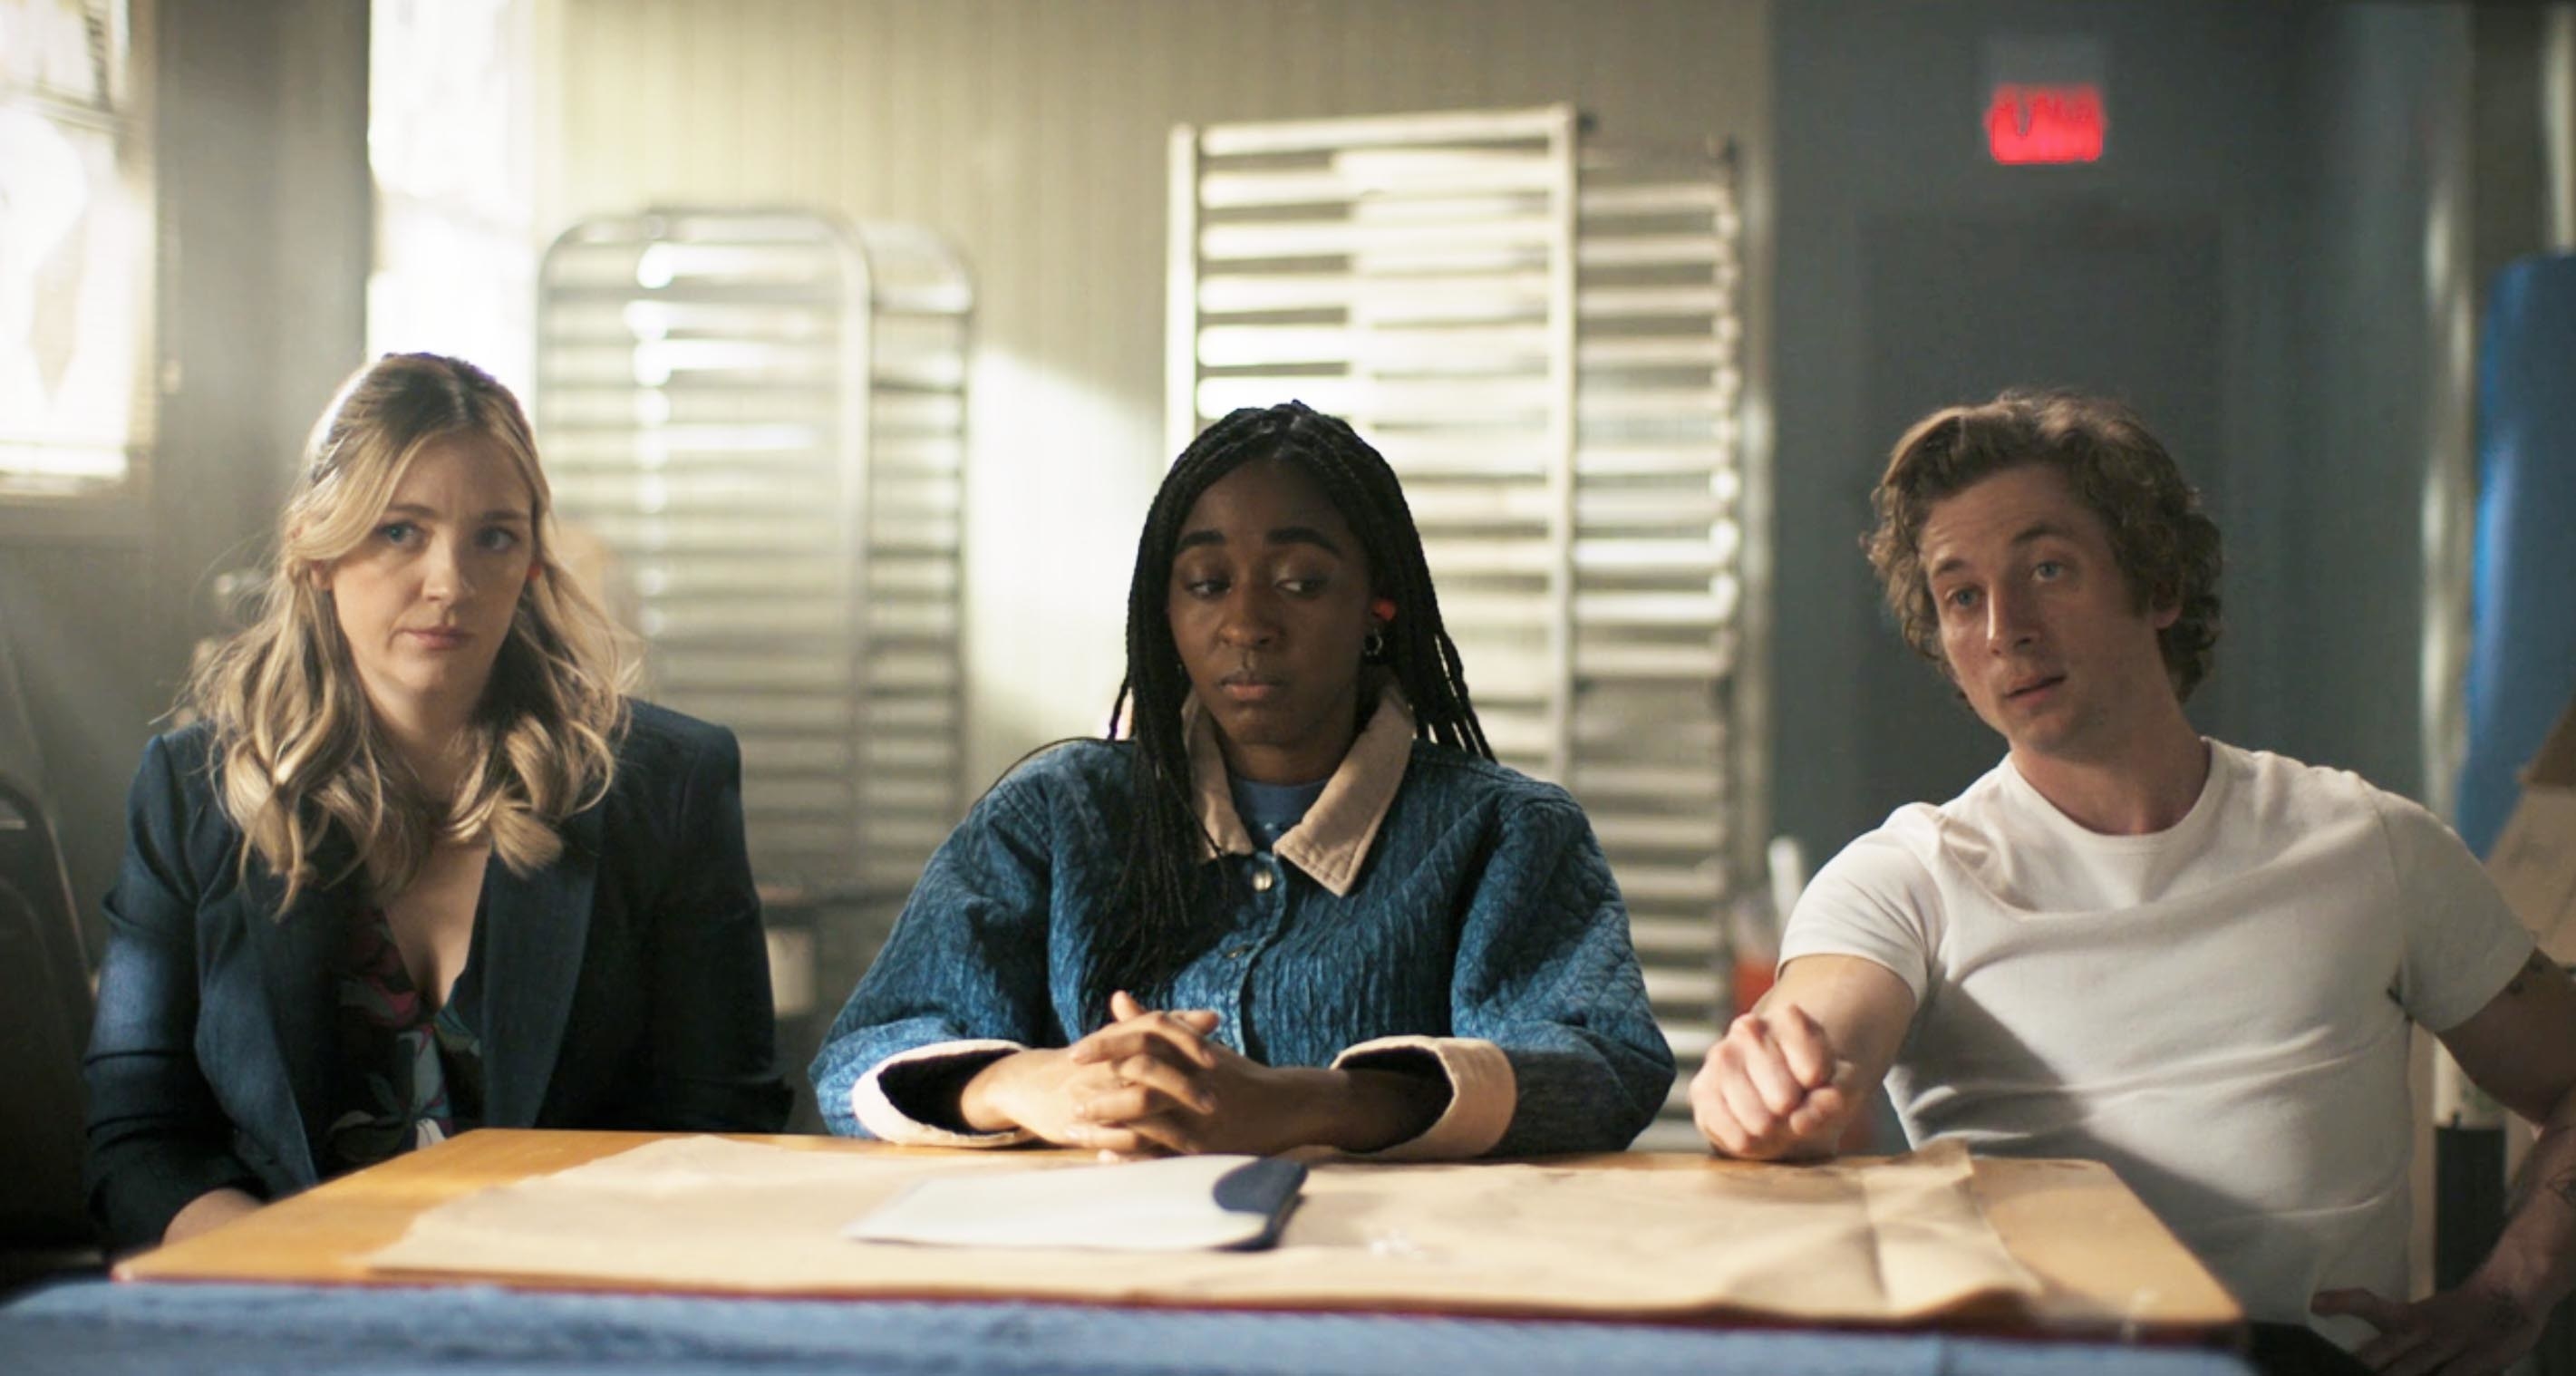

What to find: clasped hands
left=957, top=991, right=1400, bottom=1157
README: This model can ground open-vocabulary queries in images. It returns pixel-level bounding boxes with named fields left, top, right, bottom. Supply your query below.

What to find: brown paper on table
left=364, top=1135, right=2037, bottom=1323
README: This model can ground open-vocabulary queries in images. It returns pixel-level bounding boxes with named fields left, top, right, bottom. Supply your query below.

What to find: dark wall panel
left=0, top=0, right=370, bottom=947
left=1855, top=210, right=2224, bottom=812
left=1769, top=0, right=2465, bottom=858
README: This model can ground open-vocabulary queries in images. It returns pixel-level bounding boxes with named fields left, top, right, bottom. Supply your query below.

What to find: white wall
left=535, top=0, right=1772, bottom=789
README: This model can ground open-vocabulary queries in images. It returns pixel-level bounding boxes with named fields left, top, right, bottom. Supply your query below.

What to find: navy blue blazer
left=82, top=701, right=792, bottom=1252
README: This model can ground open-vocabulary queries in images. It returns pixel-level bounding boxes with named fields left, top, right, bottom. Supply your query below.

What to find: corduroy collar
left=1182, top=683, right=1415, bottom=898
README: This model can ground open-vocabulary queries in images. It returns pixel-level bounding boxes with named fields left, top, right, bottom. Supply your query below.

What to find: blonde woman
left=83, top=354, right=789, bottom=1253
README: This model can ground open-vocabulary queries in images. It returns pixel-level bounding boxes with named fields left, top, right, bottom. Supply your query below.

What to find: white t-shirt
left=1781, top=740, right=2533, bottom=1334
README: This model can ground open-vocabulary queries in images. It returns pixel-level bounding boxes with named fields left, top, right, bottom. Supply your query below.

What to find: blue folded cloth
left=0, top=1279, right=2259, bottom=1376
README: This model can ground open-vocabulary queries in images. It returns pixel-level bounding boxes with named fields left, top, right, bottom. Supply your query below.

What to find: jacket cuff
left=1330, top=1035, right=1516, bottom=1160
left=852, top=1039, right=1038, bottom=1147
left=96, top=1150, right=266, bottom=1255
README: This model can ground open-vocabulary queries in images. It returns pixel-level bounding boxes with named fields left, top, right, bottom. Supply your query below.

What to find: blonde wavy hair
left=187, top=353, right=632, bottom=912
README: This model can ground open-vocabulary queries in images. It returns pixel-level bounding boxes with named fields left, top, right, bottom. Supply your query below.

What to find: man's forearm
left=2480, top=1090, right=2576, bottom=1313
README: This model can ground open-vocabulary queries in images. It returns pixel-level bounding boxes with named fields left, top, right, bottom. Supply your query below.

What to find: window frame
left=0, top=0, right=156, bottom=538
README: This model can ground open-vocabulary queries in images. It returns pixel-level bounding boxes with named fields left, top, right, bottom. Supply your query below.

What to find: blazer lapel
left=477, top=802, right=601, bottom=1126
left=239, top=836, right=355, bottom=1185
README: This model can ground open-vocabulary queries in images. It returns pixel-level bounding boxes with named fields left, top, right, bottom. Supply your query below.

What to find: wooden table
left=117, top=1129, right=2241, bottom=1342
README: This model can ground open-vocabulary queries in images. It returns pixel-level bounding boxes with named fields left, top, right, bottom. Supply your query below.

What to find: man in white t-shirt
left=1691, top=391, right=2576, bottom=1371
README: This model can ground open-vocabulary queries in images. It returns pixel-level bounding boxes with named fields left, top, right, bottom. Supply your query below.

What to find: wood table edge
left=111, top=1129, right=2244, bottom=1341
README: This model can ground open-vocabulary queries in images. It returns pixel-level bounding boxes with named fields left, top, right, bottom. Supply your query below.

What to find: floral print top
left=320, top=906, right=486, bottom=1176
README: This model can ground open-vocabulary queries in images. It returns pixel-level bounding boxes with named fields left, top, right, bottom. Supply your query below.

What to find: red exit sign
left=1985, top=83, right=2106, bottom=164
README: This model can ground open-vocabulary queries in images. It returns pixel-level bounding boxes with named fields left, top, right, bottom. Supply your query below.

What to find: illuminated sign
left=1985, top=83, right=2107, bottom=164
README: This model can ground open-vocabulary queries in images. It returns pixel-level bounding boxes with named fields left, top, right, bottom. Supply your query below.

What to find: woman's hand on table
left=1073, top=993, right=1448, bottom=1158
left=960, top=993, right=1448, bottom=1156
left=954, top=993, right=1221, bottom=1148
left=163, top=1186, right=264, bottom=1245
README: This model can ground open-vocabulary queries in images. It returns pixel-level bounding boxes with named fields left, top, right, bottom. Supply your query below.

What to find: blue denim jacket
left=809, top=692, right=1674, bottom=1158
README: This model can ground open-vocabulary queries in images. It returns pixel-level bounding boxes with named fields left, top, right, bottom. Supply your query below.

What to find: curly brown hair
left=1864, top=390, right=2223, bottom=701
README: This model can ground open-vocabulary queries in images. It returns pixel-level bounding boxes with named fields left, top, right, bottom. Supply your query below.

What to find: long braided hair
left=1093, top=402, right=1488, bottom=1016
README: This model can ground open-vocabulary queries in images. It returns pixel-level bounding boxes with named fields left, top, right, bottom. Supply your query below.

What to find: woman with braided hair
left=812, top=402, right=1671, bottom=1158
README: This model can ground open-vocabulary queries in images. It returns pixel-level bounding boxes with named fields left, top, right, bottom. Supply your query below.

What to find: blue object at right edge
left=2458, top=251, right=2576, bottom=858
left=1213, top=1157, right=1309, bottom=1250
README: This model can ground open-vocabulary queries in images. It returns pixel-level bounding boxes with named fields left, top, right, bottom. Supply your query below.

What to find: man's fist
left=1690, top=1002, right=1859, bottom=1159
